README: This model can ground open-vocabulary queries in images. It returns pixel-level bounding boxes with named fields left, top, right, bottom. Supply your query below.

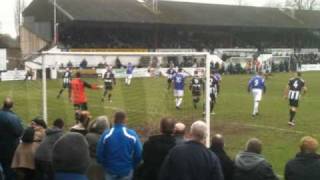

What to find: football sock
left=57, top=89, right=63, bottom=98
left=177, top=98, right=183, bottom=107
left=108, top=94, right=112, bottom=101
left=253, top=101, right=259, bottom=115
left=210, top=101, right=214, bottom=112
left=290, top=109, right=296, bottom=122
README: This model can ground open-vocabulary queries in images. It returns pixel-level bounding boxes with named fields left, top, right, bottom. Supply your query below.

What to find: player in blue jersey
left=173, top=68, right=187, bottom=109
left=248, top=72, right=266, bottom=117
left=125, top=62, right=134, bottom=86
left=166, top=65, right=176, bottom=89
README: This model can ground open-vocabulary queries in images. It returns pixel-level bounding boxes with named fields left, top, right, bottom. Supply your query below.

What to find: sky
left=0, top=0, right=285, bottom=38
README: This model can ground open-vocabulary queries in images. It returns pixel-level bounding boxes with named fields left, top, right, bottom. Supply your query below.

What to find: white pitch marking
left=104, top=106, right=164, bottom=116
left=229, top=122, right=306, bottom=134
left=104, top=106, right=307, bottom=135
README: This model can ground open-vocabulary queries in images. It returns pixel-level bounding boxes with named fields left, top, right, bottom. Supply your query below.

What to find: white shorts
left=126, top=74, right=133, bottom=79
left=63, top=78, right=70, bottom=84
left=174, top=90, right=184, bottom=97
left=252, top=89, right=263, bottom=101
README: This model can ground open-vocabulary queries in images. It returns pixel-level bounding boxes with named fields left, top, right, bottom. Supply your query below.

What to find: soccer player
left=210, top=71, right=220, bottom=114
left=125, top=62, right=134, bottom=86
left=166, top=65, right=176, bottom=89
left=101, top=66, right=116, bottom=102
left=69, top=72, right=101, bottom=110
left=189, top=71, right=203, bottom=109
left=173, top=68, right=187, bottom=109
left=284, top=72, right=307, bottom=126
left=248, top=72, right=266, bottom=117
left=57, top=68, right=72, bottom=99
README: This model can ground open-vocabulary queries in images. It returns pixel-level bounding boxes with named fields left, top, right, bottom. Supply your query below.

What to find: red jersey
left=70, top=78, right=97, bottom=104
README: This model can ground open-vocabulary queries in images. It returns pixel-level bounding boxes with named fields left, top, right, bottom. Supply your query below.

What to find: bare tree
left=285, top=0, right=320, bottom=10
left=265, top=0, right=285, bottom=8
left=235, top=0, right=247, bottom=6
left=14, top=0, right=21, bottom=37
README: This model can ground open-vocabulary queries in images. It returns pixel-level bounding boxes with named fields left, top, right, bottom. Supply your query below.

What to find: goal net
left=37, top=51, right=212, bottom=145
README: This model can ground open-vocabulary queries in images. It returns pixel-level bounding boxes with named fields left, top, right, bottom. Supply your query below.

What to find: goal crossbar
left=41, top=51, right=212, bottom=146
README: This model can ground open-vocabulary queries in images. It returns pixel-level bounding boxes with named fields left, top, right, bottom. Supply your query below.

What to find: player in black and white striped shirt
left=284, top=72, right=307, bottom=126
left=57, top=68, right=72, bottom=99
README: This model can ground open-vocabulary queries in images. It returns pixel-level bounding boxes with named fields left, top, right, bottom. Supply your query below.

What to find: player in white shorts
left=248, top=72, right=266, bottom=117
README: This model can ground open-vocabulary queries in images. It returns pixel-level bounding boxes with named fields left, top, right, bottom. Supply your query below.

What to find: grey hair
left=190, top=120, right=207, bottom=142
left=88, top=116, right=110, bottom=134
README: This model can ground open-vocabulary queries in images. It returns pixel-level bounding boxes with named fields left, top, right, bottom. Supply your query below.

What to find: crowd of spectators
left=291, top=53, right=320, bottom=65
left=58, top=25, right=320, bottom=50
left=1, top=97, right=320, bottom=180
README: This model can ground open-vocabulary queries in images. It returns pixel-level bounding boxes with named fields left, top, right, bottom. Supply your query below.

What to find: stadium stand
left=21, top=0, right=320, bottom=58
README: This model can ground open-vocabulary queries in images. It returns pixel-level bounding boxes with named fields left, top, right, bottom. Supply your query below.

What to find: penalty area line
left=104, top=106, right=306, bottom=135
left=229, top=122, right=305, bottom=135
left=104, top=106, right=164, bottom=116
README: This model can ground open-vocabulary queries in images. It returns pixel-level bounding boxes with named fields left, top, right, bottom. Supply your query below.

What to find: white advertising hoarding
left=0, top=49, right=7, bottom=71
left=301, top=64, right=320, bottom=71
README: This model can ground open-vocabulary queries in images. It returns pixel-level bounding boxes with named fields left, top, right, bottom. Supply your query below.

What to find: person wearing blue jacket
left=97, top=111, right=142, bottom=180
left=0, top=97, right=23, bottom=180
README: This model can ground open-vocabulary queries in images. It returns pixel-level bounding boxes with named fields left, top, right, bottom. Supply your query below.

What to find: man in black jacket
left=139, top=117, right=176, bottom=180
left=0, top=97, right=23, bottom=180
left=174, top=122, right=186, bottom=145
left=159, top=120, right=224, bottom=180
left=234, top=138, right=278, bottom=180
left=285, top=136, right=320, bottom=180
left=35, top=118, right=65, bottom=180
left=210, top=134, right=234, bottom=180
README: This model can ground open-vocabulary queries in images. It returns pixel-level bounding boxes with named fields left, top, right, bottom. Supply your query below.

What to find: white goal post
left=41, top=51, right=212, bottom=146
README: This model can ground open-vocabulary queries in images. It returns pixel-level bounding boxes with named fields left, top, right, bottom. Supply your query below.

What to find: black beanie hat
left=22, top=127, right=35, bottom=143
left=52, top=132, right=90, bottom=174
left=32, top=117, right=47, bottom=129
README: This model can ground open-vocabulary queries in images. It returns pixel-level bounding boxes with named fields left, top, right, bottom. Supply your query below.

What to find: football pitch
left=1, top=72, right=320, bottom=178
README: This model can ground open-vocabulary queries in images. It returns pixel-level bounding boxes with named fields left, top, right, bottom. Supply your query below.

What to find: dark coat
left=174, top=135, right=186, bottom=145
left=159, top=141, right=224, bottom=180
left=285, top=152, right=320, bottom=180
left=85, top=132, right=100, bottom=159
left=138, top=134, right=176, bottom=180
left=210, top=146, right=234, bottom=180
left=85, top=132, right=105, bottom=180
left=234, top=152, right=278, bottom=180
left=0, top=108, right=23, bottom=161
left=35, top=127, right=64, bottom=162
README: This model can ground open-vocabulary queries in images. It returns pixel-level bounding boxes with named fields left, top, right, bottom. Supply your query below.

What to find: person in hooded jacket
left=53, top=132, right=90, bottom=180
left=233, top=138, right=278, bottom=180
left=85, top=116, right=110, bottom=180
left=35, top=118, right=65, bottom=180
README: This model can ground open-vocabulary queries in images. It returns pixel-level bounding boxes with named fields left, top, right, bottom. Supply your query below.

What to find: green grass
left=1, top=72, right=319, bottom=179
